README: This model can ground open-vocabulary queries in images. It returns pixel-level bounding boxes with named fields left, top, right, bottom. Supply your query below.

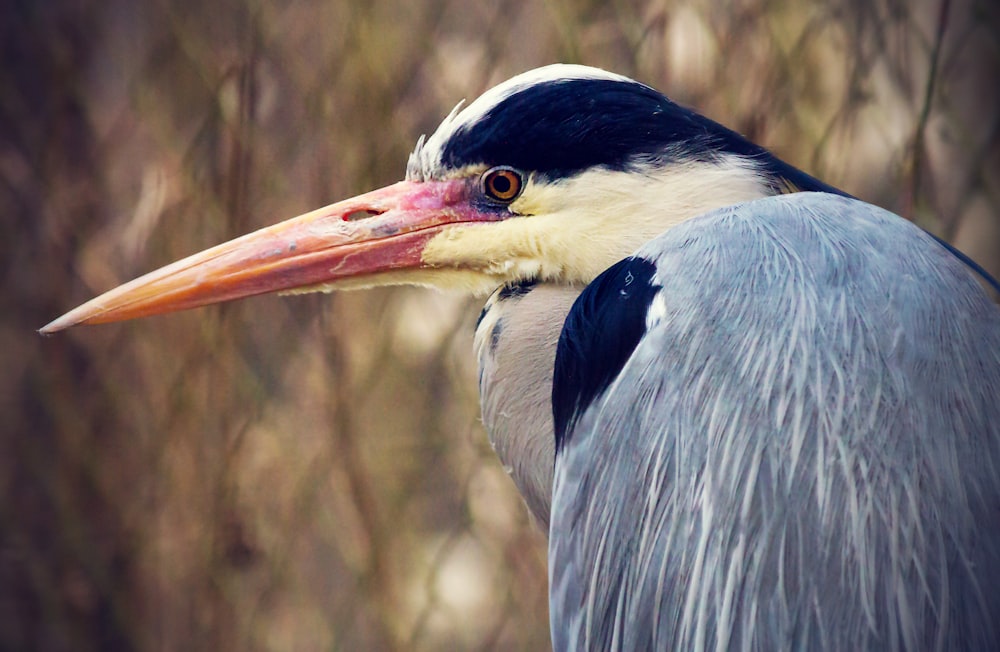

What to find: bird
left=42, top=64, right=1000, bottom=650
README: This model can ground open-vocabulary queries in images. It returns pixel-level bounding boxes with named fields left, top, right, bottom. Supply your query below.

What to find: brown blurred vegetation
left=2, top=0, right=998, bottom=650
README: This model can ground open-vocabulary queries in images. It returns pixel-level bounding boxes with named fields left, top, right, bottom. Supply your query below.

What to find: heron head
left=41, top=64, right=837, bottom=333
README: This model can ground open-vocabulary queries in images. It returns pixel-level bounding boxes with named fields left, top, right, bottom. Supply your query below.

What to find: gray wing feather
left=550, top=193, right=1000, bottom=651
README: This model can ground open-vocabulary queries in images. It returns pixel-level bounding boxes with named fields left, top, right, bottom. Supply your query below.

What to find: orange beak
left=41, top=179, right=497, bottom=333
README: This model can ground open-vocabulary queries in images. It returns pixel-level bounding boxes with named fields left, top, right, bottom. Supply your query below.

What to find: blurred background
left=3, top=0, right=998, bottom=650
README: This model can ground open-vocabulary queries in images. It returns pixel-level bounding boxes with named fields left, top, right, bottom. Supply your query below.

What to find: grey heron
left=42, top=64, right=1000, bottom=650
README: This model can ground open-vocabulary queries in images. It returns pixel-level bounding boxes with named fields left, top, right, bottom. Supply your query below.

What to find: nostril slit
left=344, top=209, right=383, bottom=221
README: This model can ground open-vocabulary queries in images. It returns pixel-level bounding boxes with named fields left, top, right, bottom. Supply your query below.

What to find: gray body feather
left=548, top=193, right=1000, bottom=650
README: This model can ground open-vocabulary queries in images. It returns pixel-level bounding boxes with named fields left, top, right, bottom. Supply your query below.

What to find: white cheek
left=487, top=258, right=544, bottom=278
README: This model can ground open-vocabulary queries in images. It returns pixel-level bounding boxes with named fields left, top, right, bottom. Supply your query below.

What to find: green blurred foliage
left=2, top=0, right=997, bottom=650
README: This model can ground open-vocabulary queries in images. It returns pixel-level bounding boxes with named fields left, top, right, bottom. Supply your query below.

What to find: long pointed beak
left=41, top=179, right=490, bottom=333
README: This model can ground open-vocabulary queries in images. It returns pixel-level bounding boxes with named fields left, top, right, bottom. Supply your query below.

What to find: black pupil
left=492, top=174, right=512, bottom=196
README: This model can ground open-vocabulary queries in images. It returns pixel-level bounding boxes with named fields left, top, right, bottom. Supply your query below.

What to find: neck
left=471, top=156, right=790, bottom=529
left=475, top=282, right=583, bottom=530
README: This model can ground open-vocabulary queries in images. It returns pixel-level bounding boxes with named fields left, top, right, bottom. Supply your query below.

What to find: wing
left=549, top=192, right=1000, bottom=651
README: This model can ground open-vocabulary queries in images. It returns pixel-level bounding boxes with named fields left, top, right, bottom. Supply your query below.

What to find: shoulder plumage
left=552, top=256, right=661, bottom=451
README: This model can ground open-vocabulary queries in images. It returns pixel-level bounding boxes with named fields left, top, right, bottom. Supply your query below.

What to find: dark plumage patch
left=475, top=305, right=489, bottom=331
left=498, top=279, right=537, bottom=300
left=441, top=77, right=849, bottom=191
left=490, top=319, right=504, bottom=355
left=553, top=257, right=661, bottom=453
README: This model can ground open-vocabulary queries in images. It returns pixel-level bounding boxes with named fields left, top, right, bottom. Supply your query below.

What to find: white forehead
left=407, top=64, right=634, bottom=180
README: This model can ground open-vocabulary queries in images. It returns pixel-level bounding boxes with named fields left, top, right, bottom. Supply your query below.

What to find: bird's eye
left=482, top=167, right=524, bottom=203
